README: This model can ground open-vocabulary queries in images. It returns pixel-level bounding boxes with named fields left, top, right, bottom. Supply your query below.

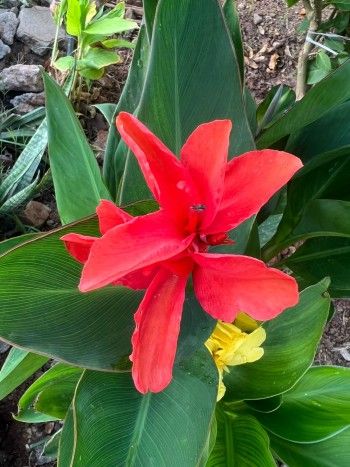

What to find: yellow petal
left=234, top=312, right=260, bottom=332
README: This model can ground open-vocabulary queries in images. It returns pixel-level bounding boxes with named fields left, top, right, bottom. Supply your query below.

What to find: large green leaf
left=0, top=217, right=140, bottom=369
left=286, top=100, right=350, bottom=161
left=143, top=0, right=158, bottom=39
left=0, top=212, right=214, bottom=371
left=102, top=25, right=150, bottom=198
left=255, top=366, right=350, bottom=442
left=271, top=427, right=350, bottom=467
left=256, top=60, right=350, bottom=148
left=0, top=347, right=48, bottom=401
left=224, top=280, right=330, bottom=400
left=223, top=0, right=244, bottom=83
left=286, top=237, right=350, bottom=297
left=120, top=0, right=254, bottom=205
left=16, top=363, right=82, bottom=423
left=58, top=350, right=217, bottom=466
left=44, top=73, right=111, bottom=224
left=207, top=410, right=276, bottom=467
left=263, top=147, right=350, bottom=260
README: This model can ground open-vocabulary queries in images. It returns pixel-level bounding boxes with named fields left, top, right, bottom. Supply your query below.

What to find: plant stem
left=295, top=0, right=323, bottom=100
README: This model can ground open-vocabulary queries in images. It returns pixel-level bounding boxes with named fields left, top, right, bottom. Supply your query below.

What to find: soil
left=1, top=0, right=350, bottom=465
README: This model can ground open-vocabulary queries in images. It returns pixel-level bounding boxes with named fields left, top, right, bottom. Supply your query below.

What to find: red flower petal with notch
left=61, top=112, right=303, bottom=394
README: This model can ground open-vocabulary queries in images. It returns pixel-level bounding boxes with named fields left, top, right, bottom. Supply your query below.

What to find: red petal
left=131, top=269, right=188, bottom=393
left=207, top=150, right=303, bottom=234
left=79, top=210, right=194, bottom=292
left=116, top=112, right=198, bottom=224
left=192, top=253, right=299, bottom=321
left=181, top=120, right=232, bottom=228
left=115, top=264, right=159, bottom=290
left=61, top=233, right=96, bottom=263
left=96, top=199, right=132, bottom=235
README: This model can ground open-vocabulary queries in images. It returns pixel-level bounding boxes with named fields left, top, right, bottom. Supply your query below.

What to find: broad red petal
left=207, top=150, right=303, bottom=234
left=181, top=120, right=232, bottom=228
left=115, top=264, right=159, bottom=290
left=131, top=269, right=188, bottom=393
left=96, top=199, right=132, bottom=235
left=192, top=253, right=299, bottom=322
left=61, top=233, right=96, bottom=263
left=79, top=210, right=194, bottom=292
left=116, top=112, right=198, bottom=225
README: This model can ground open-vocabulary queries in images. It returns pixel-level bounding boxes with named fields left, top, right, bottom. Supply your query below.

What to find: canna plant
left=1, top=0, right=350, bottom=465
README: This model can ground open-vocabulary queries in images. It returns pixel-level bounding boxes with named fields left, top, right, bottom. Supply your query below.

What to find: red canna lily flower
left=62, top=112, right=303, bottom=394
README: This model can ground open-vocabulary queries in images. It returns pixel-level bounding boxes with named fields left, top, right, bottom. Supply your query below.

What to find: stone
left=253, top=13, right=263, bottom=25
left=0, top=38, right=10, bottom=59
left=21, top=200, right=51, bottom=227
left=10, top=91, right=45, bottom=113
left=0, top=64, right=43, bottom=91
left=0, top=11, right=19, bottom=45
left=16, top=6, right=65, bottom=56
left=0, top=340, right=10, bottom=354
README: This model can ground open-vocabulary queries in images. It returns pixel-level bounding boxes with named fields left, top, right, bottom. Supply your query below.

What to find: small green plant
left=0, top=119, right=47, bottom=232
left=52, top=0, right=137, bottom=98
left=0, top=107, right=45, bottom=149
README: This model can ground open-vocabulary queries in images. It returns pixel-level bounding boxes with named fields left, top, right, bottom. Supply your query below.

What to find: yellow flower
left=205, top=316, right=266, bottom=401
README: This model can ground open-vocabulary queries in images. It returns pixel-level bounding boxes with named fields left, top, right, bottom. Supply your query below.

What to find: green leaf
left=224, top=280, right=330, bottom=400
left=66, top=0, right=81, bottom=36
left=263, top=147, right=350, bottom=260
left=223, top=0, right=244, bottom=83
left=54, top=56, right=75, bottom=72
left=101, top=38, right=135, bottom=49
left=79, top=48, right=121, bottom=70
left=286, top=100, right=350, bottom=160
left=102, top=25, right=150, bottom=198
left=0, top=347, right=48, bottom=401
left=84, top=17, right=137, bottom=35
left=120, top=0, right=254, bottom=205
left=0, top=118, right=47, bottom=203
left=257, top=59, right=350, bottom=148
left=42, top=429, right=62, bottom=459
left=286, top=237, right=350, bottom=297
left=0, top=217, right=140, bottom=369
left=255, top=366, right=350, bottom=442
left=58, top=350, right=217, bottom=466
left=326, top=0, right=350, bottom=11
left=207, top=410, right=276, bottom=467
left=78, top=67, right=104, bottom=80
left=271, top=427, right=350, bottom=467
left=256, top=85, right=296, bottom=134
left=246, top=395, right=283, bottom=413
left=94, top=103, right=117, bottom=124
left=16, top=363, right=82, bottom=423
left=287, top=0, right=300, bottom=5
left=0, top=233, right=38, bottom=255
left=0, top=211, right=215, bottom=373
left=44, top=73, right=111, bottom=224
left=143, top=0, right=158, bottom=39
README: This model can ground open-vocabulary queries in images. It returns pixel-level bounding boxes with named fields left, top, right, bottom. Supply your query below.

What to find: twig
left=295, top=0, right=323, bottom=100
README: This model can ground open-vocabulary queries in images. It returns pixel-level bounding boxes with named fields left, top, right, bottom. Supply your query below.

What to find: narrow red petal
left=79, top=210, right=194, bottom=292
left=96, top=199, right=132, bottom=235
left=131, top=269, right=188, bottom=393
left=61, top=233, right=96, bottom=263
left=181, top=120, right=232, bottom=228
left=116, top=112, right=198, bottom=223
left=192, top=253, right=299, bottom=322
left=207, top=150, right=303, bottom=234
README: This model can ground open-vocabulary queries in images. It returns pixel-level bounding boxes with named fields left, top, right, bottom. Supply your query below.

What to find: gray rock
left=0, top=64, right=43, bottom=91
left=0, top=11, right=19, bottom=45
left=253, top=13, right=263, bottom=25
left=10, top=91, right=45, bottom=113
left=0, top=39, right=11, bottom=59
left=1, top=0, right=19, bottom=8
left=0, top=340, right=10, bottom=354
left=16, top=6, right=65, bottom=56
